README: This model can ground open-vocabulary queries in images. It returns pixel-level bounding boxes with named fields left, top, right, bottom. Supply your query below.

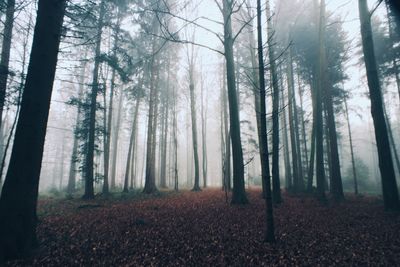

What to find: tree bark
left=287, top=51, right=303, bottom=192
left=110, top=90, right=123, bottom=190
left=123, top=97, right=141, bottom=193
left=84, top=0, right=106, bottom=199
left=160, top=60, right=170, bottom=188
left=223, top=0, right=247, bottom=204
left=0, top=0, right=66, bottom=260
left=358, top=0, right=400, bottom=211
left=143, top=27, right=160, bottom=194
left=172, top=82, right=178, bottom=191
left=319, top=0, right=344, bottom=200
left=222, top=70, right=231, bottom=191
left=201, top=73, right=208, bottom=188
left=266, top=0, right=282, bottom=204
left=257, top=0, right=275, bottom=242
left=344, top=97, right=358, bottom=195
left=189, top=60, right=201, bottom=191
left=103, top=10, right=121, bottom=194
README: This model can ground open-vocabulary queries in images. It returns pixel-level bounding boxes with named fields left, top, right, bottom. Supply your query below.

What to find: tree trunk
left=0, top=0, right=66, bottom=260
left=110, top=90, right=123, bottom=190
left=297, top=74, right=309, bottom=182
left=319, top=0, right=343, bottom=200
left=307, top=119, right=316, bottom=192
left=103, top=11, right=121, bottom=194
left=281, top=77, right=292, bottom=190
left=223, top=0, right=247, bottom=204
left=201, top=73, right=208, bottom=188
left=0, top=0, right=15, bottom=132
left=344, top=97, right=358, bottom=195
left=172, top=83, right=179, bottom=191
left=287, top=52, right=301, bottom=192
left=358, top=0, right=400, bottom=211
left=143, top=29, right=160, bottom=194
left=189, top=62, right=201, bottom=191
left=266, top=0, right=282, bottom=204
left=67, top=61, right=86, bottom=196
left=257, top=0, right=275, bottom=242
left=84, top=0, right=105, bottom=199
left=223, top=69, right=231, bottom=191
left=160, top=60, right=170, bottom=188
left=314, top=0, right=327, bottom=201
left=123, top=97, right=141, bottom=193
left=383, top=101, right=400, bottom=175
left=246, top=5, right=265, bottom=196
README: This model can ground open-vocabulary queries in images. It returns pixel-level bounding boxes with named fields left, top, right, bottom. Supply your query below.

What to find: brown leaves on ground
left=7, top=189, right=400, bottom=266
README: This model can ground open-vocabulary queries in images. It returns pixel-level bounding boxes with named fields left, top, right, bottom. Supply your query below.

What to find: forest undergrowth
left=7, top=189, right=400, bottom=266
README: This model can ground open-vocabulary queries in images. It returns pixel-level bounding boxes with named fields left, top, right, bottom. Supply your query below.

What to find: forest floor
left=6, top=188, right=400, bottom=266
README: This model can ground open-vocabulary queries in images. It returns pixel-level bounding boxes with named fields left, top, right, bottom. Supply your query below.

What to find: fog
left=0, top=0, right=398, bottom=196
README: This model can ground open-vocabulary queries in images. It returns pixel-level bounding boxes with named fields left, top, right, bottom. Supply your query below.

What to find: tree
left=123, top=96, right=141, bottom=193
left=0, top=0, right=66, bottom=260
left=84, top=0, right=106, bottom=199
left=222, top=0, right=248, bottom=204
left=266, top=0, right=282, bottom=204
left=0, top=0, right=15, bottom=132
left=343, top=95, right=358, bottom=195
left=319, top=0, right=344, bottom=200
left=187, top=47, right=201, bottom=192
left=358, top=0, right=400, bottom=211
left=200, top=71, right=208, bottom=188
left=257, top=0, right=275, bottom=243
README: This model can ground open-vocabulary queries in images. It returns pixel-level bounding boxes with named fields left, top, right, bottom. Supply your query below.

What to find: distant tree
left=0, top=0, right=66, bottom=260
left=83, top=0, right=106, bottom=199
left=318, top=0, right=344, bottom=200
left=0, top=0, right=15, bottom=132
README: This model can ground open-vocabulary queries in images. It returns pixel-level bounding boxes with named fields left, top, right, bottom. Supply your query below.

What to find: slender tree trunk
left=257, top=0, right=275, bottom=242
left=189, top=62, right=201, bottom=191
left=143, top=30, right=160, bottom=194
left=266, top=0, right=282, bottom=203
left=319, top=0, right=343, bottom=200
left=324, top=108, right=332, bottom=191
left=172, top=83, right=178, bottom=191
left=246, top=6, right=265, bottom=196
left=344, top=97, right=358, bottom=195
left=298, top=74, right=309, bottom=180
left=220, top=77, right=226, bottom=190
left=110, top=90, right=123, bottom=189
left=223, top=0, right=247, bottom=204
left=314, top=0, right=327, bottom=201
left=0, top=0, right=66, bottom=260
left=201, top=73, right=208, bottom=188
left=287, top=53, right=301, bottom=192
left=123, top=97, right=141, bottom=193
left=281, top=76, right=292, bottom=190
left=160, top=60, right=170, bottom=188
left=358, top=0, right=400, bottom=210
left=103, top=11, right=121, bottom=194
left=307, top=119, right=316, bottom=192
left=67, top=62, right=86, bottom=196
left=0, top=0, right=15, bottom=131
left=223, top=70, right=231, bottom=191
left=59, top=138, right=66, bottom=190
left=84, top=0, right=105, bottom=199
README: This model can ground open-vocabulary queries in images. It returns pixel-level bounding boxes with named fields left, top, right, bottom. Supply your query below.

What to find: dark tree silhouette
left=0, top=0, right=66, bottom=260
